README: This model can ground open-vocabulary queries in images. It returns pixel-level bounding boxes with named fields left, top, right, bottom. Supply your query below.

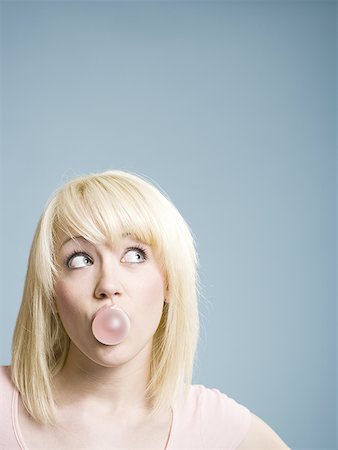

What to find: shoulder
left=0, top=365, right=16, bottom=414
left=0, top=365, right=18, bottom=444
left=236, top=412, right=291, bottom=450
left=184, top=384, right=253, bottom=449
left=182, top=385, right=291, bottom=450
left=0, top=365, right=15, bottom=407
left=0, top=365, right=13, bottom=390
left=0, top=366, right=14, bottom=416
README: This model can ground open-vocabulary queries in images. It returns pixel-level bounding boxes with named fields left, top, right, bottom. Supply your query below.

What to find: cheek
left=135, top=270, right=165, bottom=325
left=140, top=267, right=164, bottom=300
left=54, top=280, right=83, bottom=329
left=54, top=271, right=91, bottom=307
left=54, top=281, right=93, bottom=348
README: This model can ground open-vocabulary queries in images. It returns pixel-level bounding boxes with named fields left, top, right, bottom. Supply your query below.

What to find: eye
left=66, top=251, right=93, bottom=269
left=123, top=246, right=148, bottom=263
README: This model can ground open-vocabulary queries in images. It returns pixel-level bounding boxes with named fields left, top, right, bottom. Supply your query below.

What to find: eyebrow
left=60, top=232, right=138, bottom=249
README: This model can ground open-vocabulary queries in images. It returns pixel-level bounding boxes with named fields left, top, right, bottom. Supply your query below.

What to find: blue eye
left=66, top=251, right=93, bottom=269
left=65, top=246, right=148, bottom=269
left=124, top=247, right=148, bottom=263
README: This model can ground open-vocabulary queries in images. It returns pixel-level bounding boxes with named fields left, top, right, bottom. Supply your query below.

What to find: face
left=54, top=230, right=166, bottom=368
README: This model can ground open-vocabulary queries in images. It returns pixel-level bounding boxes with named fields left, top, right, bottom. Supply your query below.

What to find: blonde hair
left=11, top=169, right=201, bottom=426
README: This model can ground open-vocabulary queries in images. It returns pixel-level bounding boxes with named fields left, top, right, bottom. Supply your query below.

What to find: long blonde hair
left=11, top=169, right=201, bottom=425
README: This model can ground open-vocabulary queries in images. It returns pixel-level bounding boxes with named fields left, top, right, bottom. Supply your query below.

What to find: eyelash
left=65, top=245, right=148, bottom=268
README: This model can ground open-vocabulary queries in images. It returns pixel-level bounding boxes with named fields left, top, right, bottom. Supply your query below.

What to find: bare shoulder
left=237, top=412, right=291, bottom=450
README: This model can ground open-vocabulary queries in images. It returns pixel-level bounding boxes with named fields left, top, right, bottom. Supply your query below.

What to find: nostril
left=96, top=289, right=120, bottom=299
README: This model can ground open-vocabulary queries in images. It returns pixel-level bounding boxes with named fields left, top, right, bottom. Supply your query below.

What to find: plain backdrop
left=0, top=1, right=337, bottom=449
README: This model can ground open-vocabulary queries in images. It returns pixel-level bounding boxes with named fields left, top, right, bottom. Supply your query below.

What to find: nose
left=94, top=268, right=122, bottom=300
left=95, top=286, right=120, bottom=300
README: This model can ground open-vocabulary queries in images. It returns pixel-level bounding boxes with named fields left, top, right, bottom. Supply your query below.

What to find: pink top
left=0, top=365, right=252, bottom=449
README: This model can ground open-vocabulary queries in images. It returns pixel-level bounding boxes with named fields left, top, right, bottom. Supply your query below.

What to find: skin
left=52, top=229, right=168, bottom=430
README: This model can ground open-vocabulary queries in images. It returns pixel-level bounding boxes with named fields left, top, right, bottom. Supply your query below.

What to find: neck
left=52, top=340, right=153, bottom=422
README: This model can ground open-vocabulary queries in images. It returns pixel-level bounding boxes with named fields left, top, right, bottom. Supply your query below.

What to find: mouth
left=92, top=304, right=112, bottom=322
left=91, top=304, right=131, bottom=346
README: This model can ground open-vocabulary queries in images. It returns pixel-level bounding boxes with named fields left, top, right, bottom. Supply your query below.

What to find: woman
left=0, top=169, right=291, bottom=449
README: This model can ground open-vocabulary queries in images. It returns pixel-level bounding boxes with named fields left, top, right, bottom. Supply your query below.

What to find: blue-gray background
left=1, top=1, right=336, bottom=449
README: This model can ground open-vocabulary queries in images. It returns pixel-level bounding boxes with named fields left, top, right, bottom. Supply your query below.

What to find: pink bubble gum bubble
left=92, top=305, right=130, bottom=345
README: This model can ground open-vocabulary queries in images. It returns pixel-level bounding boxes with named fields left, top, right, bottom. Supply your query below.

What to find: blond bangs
left=52, top=174, right=163, bottom=253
